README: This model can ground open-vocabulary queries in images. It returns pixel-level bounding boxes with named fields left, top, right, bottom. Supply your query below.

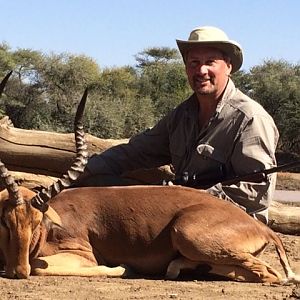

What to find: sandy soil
left=0, top=233, right=299, bottom=300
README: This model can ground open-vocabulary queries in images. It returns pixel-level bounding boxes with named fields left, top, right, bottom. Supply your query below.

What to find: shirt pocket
left=196, top=144, right=227, bottom=163
left=193, top=144, right=227, bottom=176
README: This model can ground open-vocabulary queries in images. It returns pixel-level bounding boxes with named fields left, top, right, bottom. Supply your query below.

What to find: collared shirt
left=87, top=79, right=279, bottom=217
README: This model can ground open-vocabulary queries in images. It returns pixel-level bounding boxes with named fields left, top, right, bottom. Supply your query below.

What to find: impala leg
left=171, top=207, right=283, bottom=283
left=206, top=262, right=266, bottom=282
left=165, top=256, right=282, bottom=283
left=171, top=244, right=283, bottom=282
left=30, top=253, right=128, bottom=277
left=165, top=256, right=199, bottom=279
left=202, top=253, right=283, bottom=283
left=196, top=254, right=283, bottom=283
left=237, top=253, right=283, bottom=283
left=165, top=256, right=257, bottom=282
left=207, top=252, right=283, bottom=283
left=165, top=257, right=260, bottom=282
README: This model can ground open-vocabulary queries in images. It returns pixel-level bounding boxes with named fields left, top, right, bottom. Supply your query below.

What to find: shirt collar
left=199, top=78, right=236, bottom=131
left=215, top=78, right=236, bottom=115
left=185, top=78, right=236, bottom=124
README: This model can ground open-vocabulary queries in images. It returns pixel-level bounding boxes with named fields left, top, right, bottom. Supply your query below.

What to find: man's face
left=185, top=47, right=232, bottom=99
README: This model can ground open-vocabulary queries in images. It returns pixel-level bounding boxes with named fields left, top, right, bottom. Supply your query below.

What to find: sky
left=1, top=0, right=299, bottom=71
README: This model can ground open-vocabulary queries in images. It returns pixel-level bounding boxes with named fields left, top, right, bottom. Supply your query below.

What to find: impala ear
left=43, top=206, right=62, bottom=227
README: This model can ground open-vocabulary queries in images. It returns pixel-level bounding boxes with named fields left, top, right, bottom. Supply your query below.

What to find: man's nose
left=195, top=64, right=208, bottom=75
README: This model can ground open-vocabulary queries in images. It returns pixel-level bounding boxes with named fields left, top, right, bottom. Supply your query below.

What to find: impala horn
left=31, top=89, right=89, bottom=212
left=0, top=71, right=13, bottom=97
left=0, top=160, right=24, bottom=206
left=0, top=71, right=24, bottom=206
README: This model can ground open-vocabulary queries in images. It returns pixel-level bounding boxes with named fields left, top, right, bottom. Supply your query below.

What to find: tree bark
left=269, top=201, right=300, bottom=235
left=0, top=116, right=127, bottom=176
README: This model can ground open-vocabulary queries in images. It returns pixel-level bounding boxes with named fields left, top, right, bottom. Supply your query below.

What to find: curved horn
left=0, top=71, right=23, bottom=205
left=0, top=160, right=24, bottom=205
left=31, top=89, right=89, bottom=212
left=0, top=71, right=13, bottom=97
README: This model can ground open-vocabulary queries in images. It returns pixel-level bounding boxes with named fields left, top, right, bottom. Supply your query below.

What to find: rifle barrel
left=264, top=160, right=300, bottom=175
left=171, top=160, right=300, bottom=189
left=221, top=160, right=300, bottom=186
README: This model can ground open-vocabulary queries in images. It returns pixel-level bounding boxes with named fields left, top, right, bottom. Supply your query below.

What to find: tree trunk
left=269, top=201, right=300, bottom=235
left=0, top=116, right=127, bottom=176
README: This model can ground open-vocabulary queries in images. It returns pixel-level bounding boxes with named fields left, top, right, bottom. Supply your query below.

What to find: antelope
left=0, top=74, right=299, bottom=283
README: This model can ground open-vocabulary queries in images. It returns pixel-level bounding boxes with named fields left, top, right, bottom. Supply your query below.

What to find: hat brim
left=176, top=39, right=243, bottom=73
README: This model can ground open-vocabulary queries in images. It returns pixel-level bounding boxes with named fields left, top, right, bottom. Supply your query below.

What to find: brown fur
left=0, top=185, right=299, bottom=283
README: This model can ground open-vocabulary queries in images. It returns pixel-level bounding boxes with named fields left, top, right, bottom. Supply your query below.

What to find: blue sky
left=1, top=0, right=299, bottom=71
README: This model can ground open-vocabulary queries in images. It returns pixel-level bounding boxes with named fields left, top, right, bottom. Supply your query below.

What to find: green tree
left=0, top=48, right=46, bottom=128
left=249, top=60, right=300, bottom=154
left=37, top=53, right=101, bottom=131
left=135, top=47, right=180, bottom=68
left=0, top=42, right=15, bottom=75
left=231, top=70, right=252, bottom=95
left=137, top=47, right=190, bottom=120
left=86, top=66, right=155, bottom=138
left=0, top=45, right=102, bottom=132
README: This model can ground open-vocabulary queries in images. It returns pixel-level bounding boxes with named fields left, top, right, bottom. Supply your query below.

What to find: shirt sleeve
left=86, top=114, right=172, bottom=176
left=207, top=113, right=279, bottom=214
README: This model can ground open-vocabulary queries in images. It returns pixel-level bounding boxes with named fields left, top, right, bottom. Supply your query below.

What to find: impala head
left=0, top=73, right=89, bottom=278
left=0, top=186, right=42, bottom=278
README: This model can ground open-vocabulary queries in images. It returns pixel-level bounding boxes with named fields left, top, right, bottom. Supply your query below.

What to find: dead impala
left=0, top=73, right=299, bottom=283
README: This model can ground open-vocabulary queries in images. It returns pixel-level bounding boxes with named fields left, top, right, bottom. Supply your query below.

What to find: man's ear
left=226, top=62, right=232, bottom=76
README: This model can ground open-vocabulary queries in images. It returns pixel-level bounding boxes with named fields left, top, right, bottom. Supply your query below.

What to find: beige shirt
left=88, top=79, right=279, bottom=216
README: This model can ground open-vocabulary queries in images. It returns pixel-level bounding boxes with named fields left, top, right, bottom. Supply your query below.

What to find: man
left=76, top=26, right=279, bottom=223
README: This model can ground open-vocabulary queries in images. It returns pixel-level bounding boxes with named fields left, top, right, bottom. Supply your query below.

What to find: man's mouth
left=195, top=77, right=211, bottom=85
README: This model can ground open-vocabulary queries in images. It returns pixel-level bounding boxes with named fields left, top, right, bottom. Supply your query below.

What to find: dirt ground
left=0, top=233, right=299, bottom=300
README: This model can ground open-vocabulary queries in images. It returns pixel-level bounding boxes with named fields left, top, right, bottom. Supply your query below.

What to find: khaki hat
left=176, top=26, right=243, bottom=73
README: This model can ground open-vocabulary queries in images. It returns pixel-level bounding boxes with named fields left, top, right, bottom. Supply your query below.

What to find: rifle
left=169, top=160, right=300, bottom=189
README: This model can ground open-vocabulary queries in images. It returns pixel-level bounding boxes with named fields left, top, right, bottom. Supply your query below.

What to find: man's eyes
left=206, top=60, right=215, bottom=65
left=188, top=61, right=199, bottom=68
left=188, top=60, right=216, bottom=67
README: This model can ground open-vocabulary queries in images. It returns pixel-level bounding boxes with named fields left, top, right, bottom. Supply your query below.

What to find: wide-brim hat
left=176, top=26, right=243, bottom=73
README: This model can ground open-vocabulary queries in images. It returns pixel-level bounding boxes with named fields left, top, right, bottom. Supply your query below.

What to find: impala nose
left=15, top=264, right=31, bottom=279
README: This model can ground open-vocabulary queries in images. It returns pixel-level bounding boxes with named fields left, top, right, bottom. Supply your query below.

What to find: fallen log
left=7, top=171, right=57, bottom=190
left=269, top=201, right=300, bottom=235
left=0, top=116, right=127, bottom=176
